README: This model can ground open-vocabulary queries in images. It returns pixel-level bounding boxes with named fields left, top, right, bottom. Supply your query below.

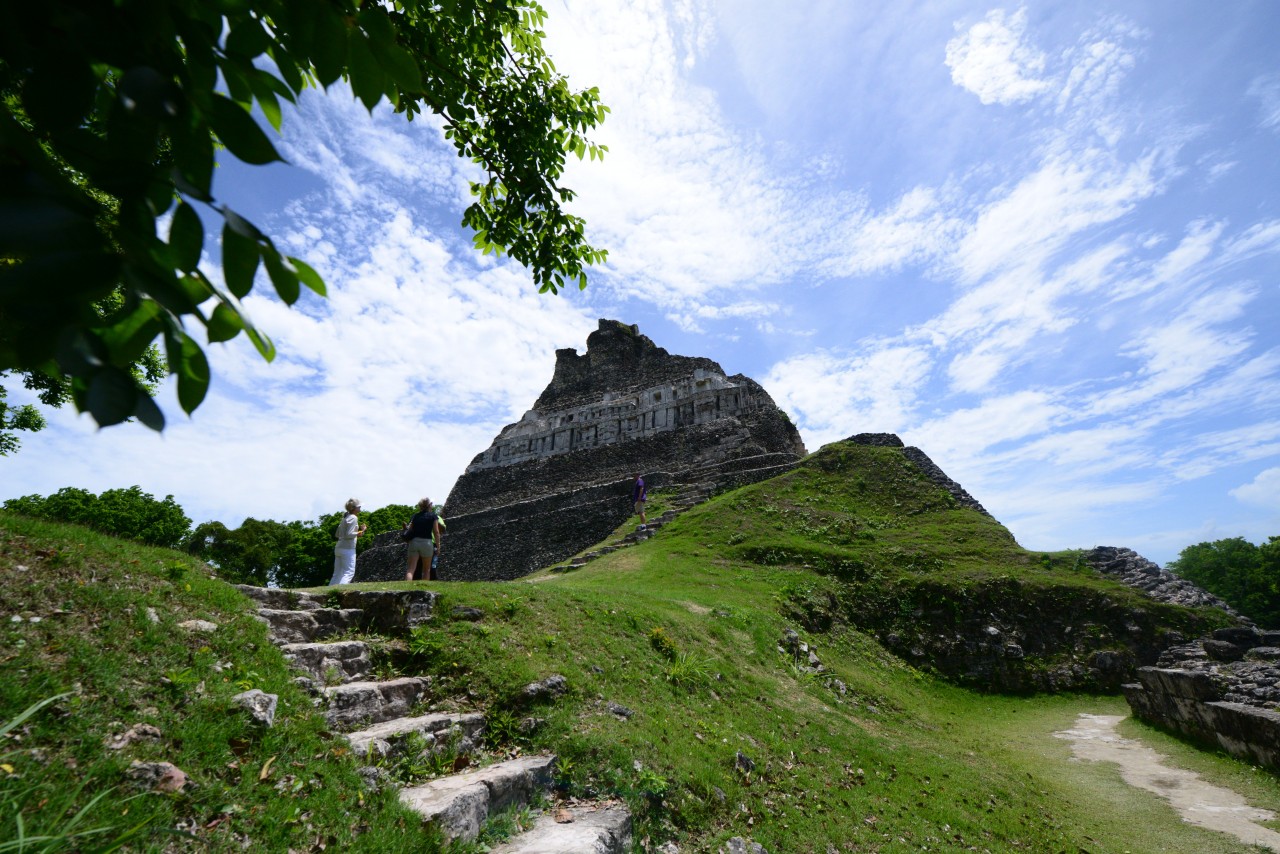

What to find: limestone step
left=489, top=802, right=632, bottom=854
left=279, top=640, right=372, bottom=684
left=256, top=608, right=363, bottom=644
left=399, top=754, right=556, bottom=842
left=346, top=711, right=485, bottom=759
left=329, top=589, right=439, bottom=635
left=322, top=676, right=431, bottom=729
left=235, top=585, right=327, bottom=610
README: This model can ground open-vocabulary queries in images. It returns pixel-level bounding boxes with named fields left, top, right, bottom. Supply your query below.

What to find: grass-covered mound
left=662, top=439, right=1235, bottom=691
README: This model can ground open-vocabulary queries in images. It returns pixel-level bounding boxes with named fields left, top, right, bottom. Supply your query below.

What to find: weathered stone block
left=336, top=589, right=438, bottom=634
left=279, top=640, right=372, bottom=684
left=1204, top=639, right=1247, bottom=662
left=323, top=677, right=431, bottom=730
left=400, top=755, right=556, bottom=841
left=1136, top=667, right=1219, bottom=701
left=254, top=608, right=363, bottom=644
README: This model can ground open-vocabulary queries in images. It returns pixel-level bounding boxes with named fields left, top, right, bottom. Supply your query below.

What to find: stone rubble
left=1125, top=626, right=1280, bottom=772
left=1086, top=546, right=1245, bottom=618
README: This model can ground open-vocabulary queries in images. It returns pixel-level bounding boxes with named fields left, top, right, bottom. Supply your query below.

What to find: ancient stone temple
left=356, top=319, right=807, bottom=582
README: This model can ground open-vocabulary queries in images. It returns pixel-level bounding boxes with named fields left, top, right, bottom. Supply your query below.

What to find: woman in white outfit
left=329, top=498, right=367, bottom=585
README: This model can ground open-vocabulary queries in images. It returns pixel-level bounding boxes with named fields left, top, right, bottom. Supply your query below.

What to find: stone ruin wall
left=356, top=319, right=807, bottom=583
left=465, top=369, right=776, bottom=474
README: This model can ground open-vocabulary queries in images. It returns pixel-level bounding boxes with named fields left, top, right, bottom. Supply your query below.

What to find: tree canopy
left=3, top=485, right=192, bottom=549
left=0, top=0, right=607, bottom=439
left=184, top=503, right=413, bottom=586
left=1168, top=536, right=1280, bottom=628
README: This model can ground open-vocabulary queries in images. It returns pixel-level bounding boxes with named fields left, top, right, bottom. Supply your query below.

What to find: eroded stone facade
left=467, top=367, right=777, bottom=472
left=355, top=319, right=807, bottom=582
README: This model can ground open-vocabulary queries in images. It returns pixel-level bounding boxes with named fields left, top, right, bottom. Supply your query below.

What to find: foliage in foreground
left=0, top=0, right=607, bottom=436
left=1169, top=535, right=1280, bottom=628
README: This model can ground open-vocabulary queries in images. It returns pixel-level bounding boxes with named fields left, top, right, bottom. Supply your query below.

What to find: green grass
left=2, top=439, right=1276, bottom=852
left=0, top=515, right=440, bottom=852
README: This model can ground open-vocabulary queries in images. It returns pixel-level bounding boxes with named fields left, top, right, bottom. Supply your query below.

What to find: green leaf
left=169, top=203, right=204, bottom=272
left=86, top=368, right=141, bottom=427
left=263, top=248, right=300, bottom=305
left=170, top=333, right=211, bottom=414
left=133, top=392, right=166, bottom=432
left=207, top=302, right=245, bottom=343
left=221, top=207, right=264, bottom=241
left=289, top=257, right=326, bottom=296
left=361, top=9, right=422, bottom=92
left=346, top=31, right=386, bottom=110
left=171, top=127, right=214, bottom=202
left=222, top=224, right=260, bottom=298
left=208, top=94, right=283, bottom=165
left=246, top=327, right=276, bottom=362
left=247, top=73, right=284, bottom=131
left=269, top=45, right=305, bottom=94
left=177, top=272, right=213, bottom=306
left=312, top=5, right=348, bottom=88
left=226, top=17, right=270, bottom=58
left=100, top=302, right=164, bottom=366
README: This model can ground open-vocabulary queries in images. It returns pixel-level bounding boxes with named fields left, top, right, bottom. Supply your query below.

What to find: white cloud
left=1232, top=467, right=1280, bottom=507
left=1248, top=73, right=1280, bottom=132
left=946, top=8, right=1051, bottom=106
left=909, top=390, right=1066, bottom=460
left=764, top=345, right=933, bottom=450
left=950, top=147, right=1167, bottom=285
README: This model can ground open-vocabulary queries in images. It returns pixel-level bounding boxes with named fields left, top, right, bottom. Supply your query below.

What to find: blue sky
left=5, top=1, right=1279, bottom=565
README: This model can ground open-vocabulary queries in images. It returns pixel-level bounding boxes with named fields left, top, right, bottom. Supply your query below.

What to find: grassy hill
left=2, top=439, right=1275, bottom=852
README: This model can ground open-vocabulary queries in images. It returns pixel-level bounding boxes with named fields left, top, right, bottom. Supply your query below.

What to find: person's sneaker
left=637, top=524, right=647, bottom=531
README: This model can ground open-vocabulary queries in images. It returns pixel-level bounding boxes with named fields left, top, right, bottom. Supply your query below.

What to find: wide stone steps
left=400, top=754, right=556, bottom=842
left=322, top=676, right=432, bottom=730
left=280, top=639, right=372, bottom=684
left=489, top=802, right=631, bottom=853
left=237, top=584, right=632, bottom=850
left=346, top=711, right=485, bottom=759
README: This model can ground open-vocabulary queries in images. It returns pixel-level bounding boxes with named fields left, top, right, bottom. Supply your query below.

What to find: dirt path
left=1054, top=713, right=1280, bottom=852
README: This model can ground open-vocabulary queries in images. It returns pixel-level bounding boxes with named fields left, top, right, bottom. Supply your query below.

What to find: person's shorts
left=407, top=537, right=435, bottom=558
left=634, top=499, right=646, bottom=513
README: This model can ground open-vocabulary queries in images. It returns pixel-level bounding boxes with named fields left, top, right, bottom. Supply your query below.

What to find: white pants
left=330, top=548, right=357, bottom=585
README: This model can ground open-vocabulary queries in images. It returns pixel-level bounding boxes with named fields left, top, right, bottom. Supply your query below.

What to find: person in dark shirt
left=401, top=497, right=442, bottom=582
left=632, top=473, right=648, bottom=531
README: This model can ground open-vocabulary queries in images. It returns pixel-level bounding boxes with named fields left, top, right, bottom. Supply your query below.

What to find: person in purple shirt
left=632, top=473, right=648, bottom=531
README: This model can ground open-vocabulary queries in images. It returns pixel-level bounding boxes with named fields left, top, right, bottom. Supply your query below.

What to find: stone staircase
left=235, top=585, right=632, bottom=851
left=548, top=480, right=716, bottom=573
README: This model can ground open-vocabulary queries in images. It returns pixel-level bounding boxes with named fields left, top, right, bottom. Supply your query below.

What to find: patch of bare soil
left=1055, top=714, right=1280, bottom=852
